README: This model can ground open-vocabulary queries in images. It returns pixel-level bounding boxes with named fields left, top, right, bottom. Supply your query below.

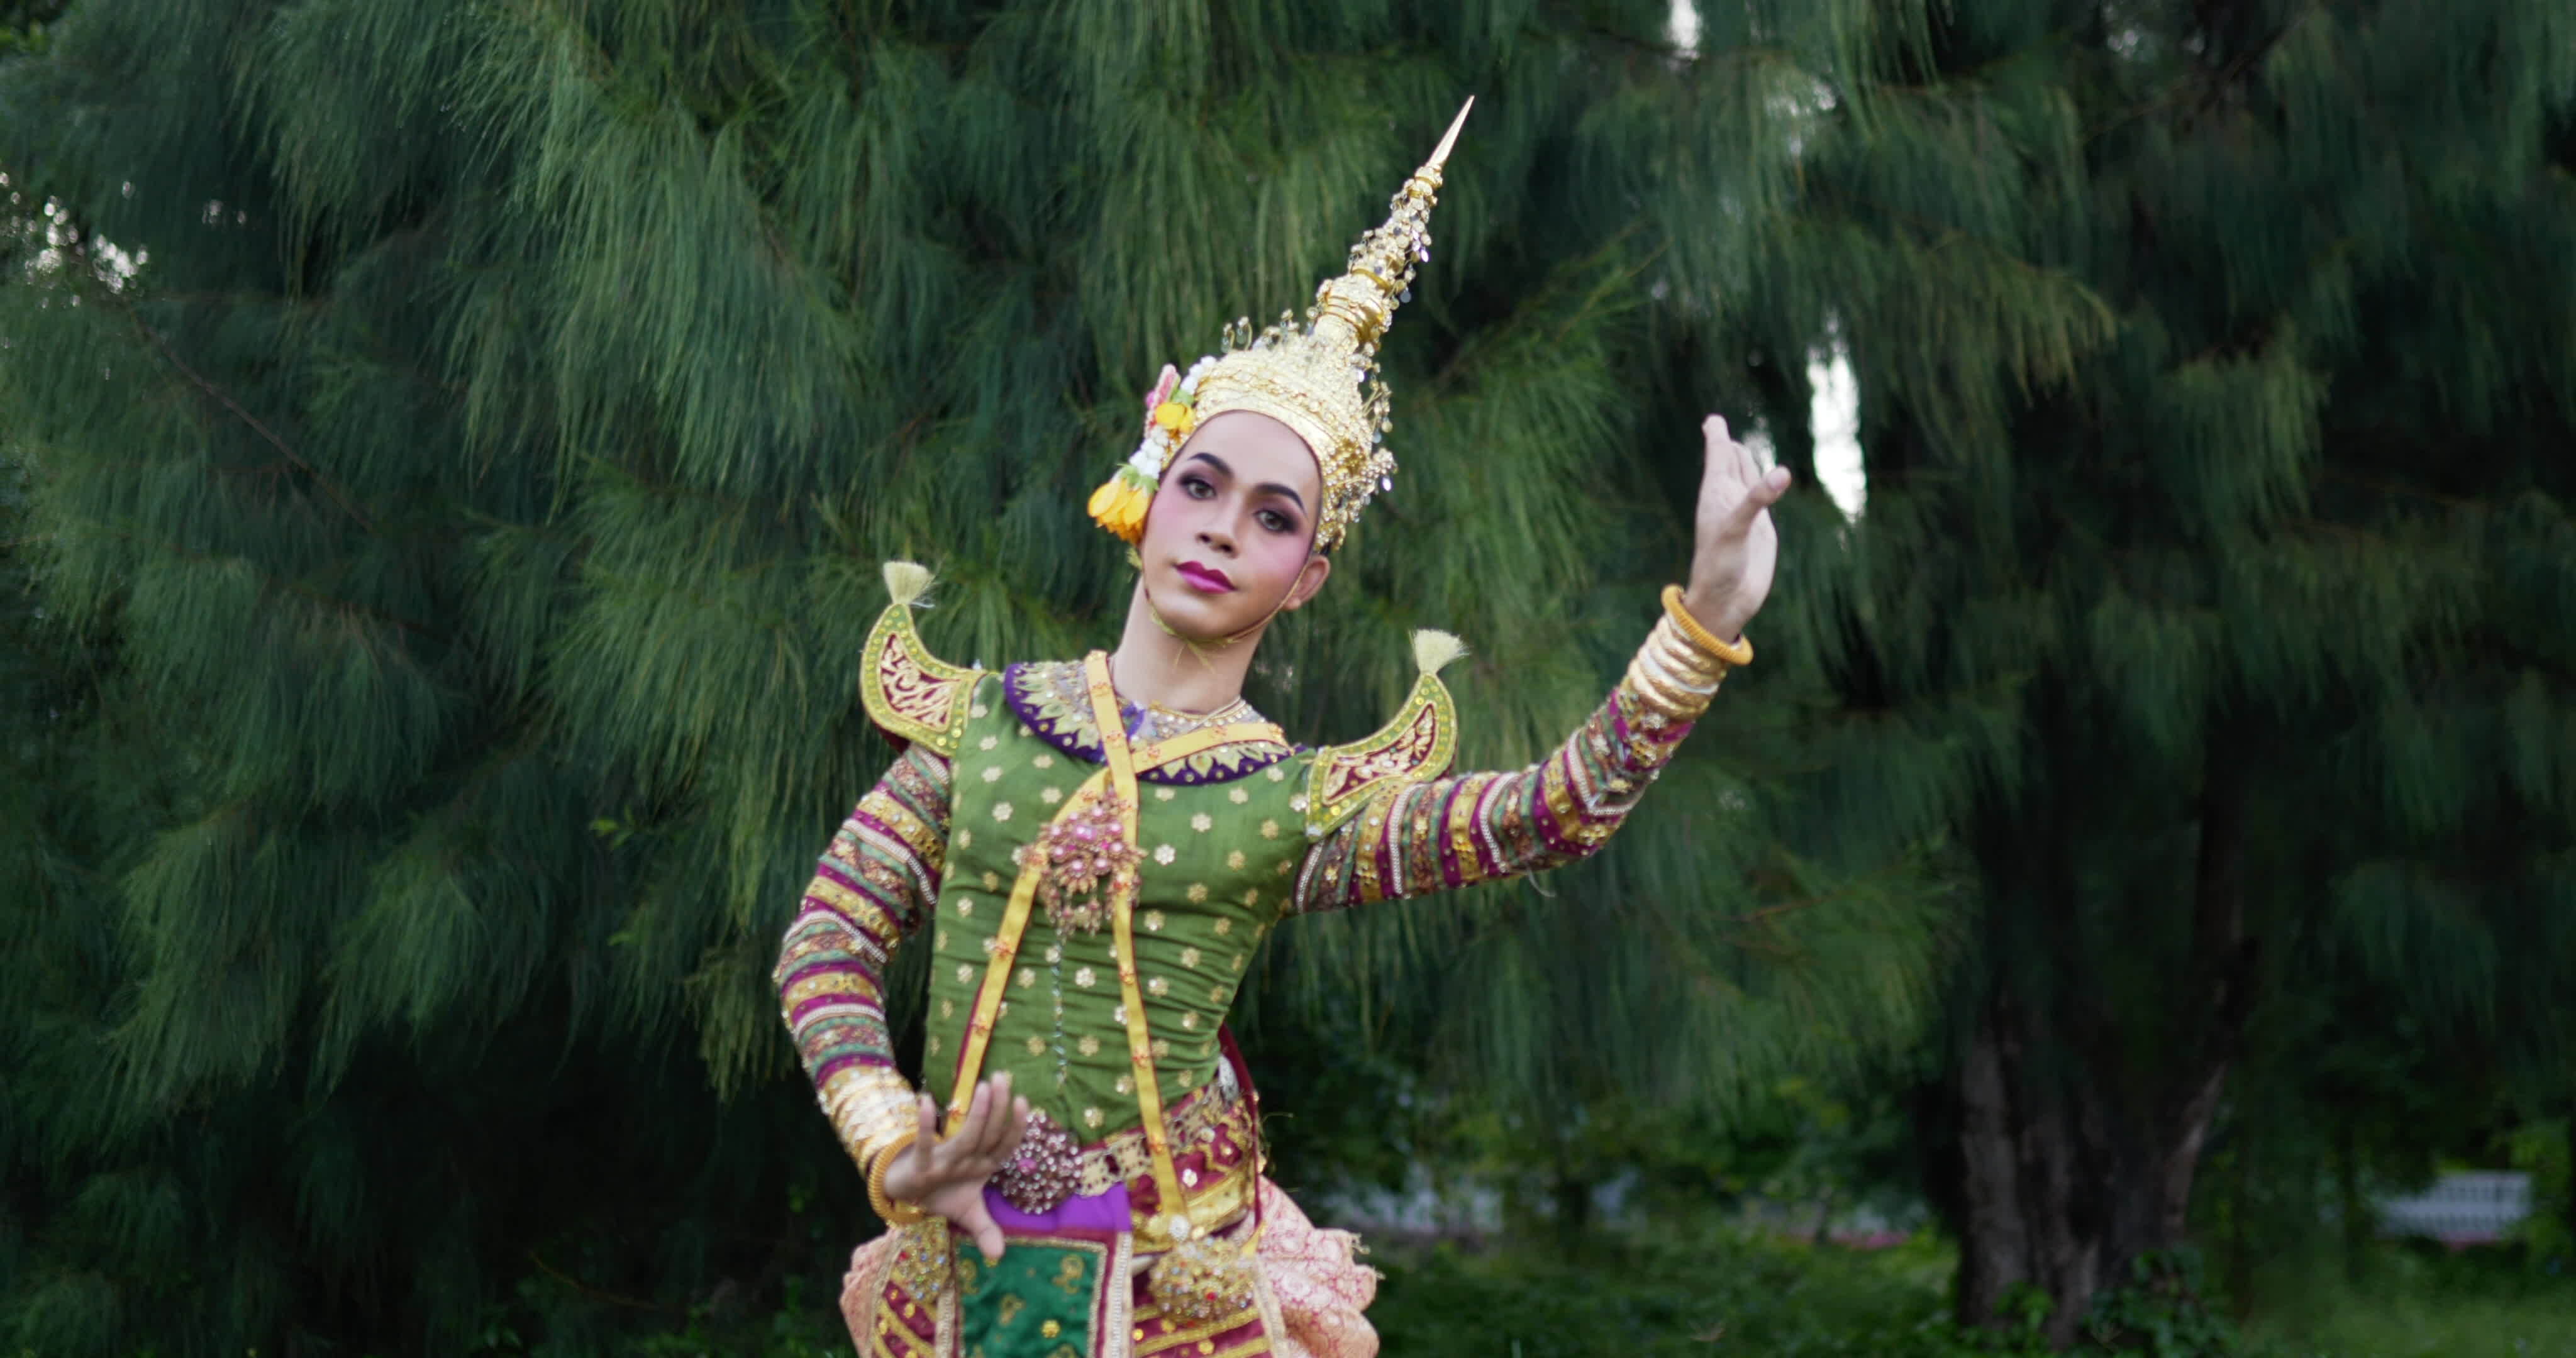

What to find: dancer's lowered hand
left=879, top=1073, right=1030, bottom=1262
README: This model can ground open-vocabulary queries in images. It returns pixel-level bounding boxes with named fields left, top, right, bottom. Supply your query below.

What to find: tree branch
left=114, top=299, right=377, bottom=533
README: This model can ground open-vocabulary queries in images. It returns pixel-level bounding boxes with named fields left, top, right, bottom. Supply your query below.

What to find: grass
left=1368, top=1228, right=1974, bottom=1357
left=2263, top=1296, right=2576, bottom=1357
left=2244, top=1245, right=2576, bottom=1358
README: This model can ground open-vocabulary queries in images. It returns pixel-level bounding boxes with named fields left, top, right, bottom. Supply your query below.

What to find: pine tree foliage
left=1, top=1, right=1961, bottom=1348
left=1769, top=0, right=2576, bottom=1333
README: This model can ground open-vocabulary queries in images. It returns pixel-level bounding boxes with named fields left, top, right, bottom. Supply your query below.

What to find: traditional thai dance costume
left=775, top=106, right=1754, bottom=1358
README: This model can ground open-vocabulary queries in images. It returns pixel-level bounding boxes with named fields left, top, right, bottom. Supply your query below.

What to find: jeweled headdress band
left=1088, top=99, right=1475, bottom=552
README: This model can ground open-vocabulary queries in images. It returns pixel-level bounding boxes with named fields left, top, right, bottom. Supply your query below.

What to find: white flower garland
left=1117, top=356, right=1219, bottom=491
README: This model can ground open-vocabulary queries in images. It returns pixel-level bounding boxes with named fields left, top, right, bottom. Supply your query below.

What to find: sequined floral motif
left=1028, top=795, right=1140, bottom=934
left=992, top=1107, right=1083, bottom=1214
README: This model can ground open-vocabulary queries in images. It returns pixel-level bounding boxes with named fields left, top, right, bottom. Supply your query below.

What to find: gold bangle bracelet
left=1646, top=617, right=1727, bottom=683
left=1623, top=654, right=1704, bottom=720
left=1625, top=648, right=1718, bottom=723
left=850, top=1115, right=917, bottom=1168
left=1661, top=585, right=1755, bottom=668
left=866, top=1132, right=929, bottom=1226
left=826, top=1076, right=923, bottom=1166
left=1640, top=632, right=1722, bottom=694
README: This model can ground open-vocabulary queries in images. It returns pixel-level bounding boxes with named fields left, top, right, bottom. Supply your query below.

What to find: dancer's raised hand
left=1680, top=415, right=1791, bottom=643
left=878, top=1073, right=1030, bottom=1262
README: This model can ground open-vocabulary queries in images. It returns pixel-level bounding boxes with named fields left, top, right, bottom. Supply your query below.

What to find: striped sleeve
left=774, top=742, right=950, bottom=1168
left=1291, top=612, right=1735, bottom=912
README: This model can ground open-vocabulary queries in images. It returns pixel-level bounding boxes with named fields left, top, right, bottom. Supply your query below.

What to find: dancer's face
left=1138, top=411, right=1331, bottom=643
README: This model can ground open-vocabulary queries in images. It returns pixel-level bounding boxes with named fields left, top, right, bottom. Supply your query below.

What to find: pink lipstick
left=1175, top=561, right=1235, bottom=593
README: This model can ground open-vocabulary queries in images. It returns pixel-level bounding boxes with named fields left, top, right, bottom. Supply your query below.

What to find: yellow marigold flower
left=1087, top=475, right=1152, bottom=543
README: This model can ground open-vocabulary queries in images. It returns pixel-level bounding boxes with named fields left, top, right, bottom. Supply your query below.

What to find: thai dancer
left=777, top=101, right=1789, bottom=1357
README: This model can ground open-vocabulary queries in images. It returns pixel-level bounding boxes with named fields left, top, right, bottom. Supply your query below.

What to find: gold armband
left=866, top=1132, right=930, bottom=1226
left=1660, top=585, right=1755, bottom=668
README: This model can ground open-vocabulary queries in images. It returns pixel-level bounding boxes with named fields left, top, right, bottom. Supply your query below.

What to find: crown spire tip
left=1428, top=97, right=1475, bottom=170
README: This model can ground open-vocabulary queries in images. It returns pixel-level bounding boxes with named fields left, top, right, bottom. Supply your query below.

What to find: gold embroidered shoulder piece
left=1301, top=631, right=1464, bottom=837
left=858, top=562, right=984, bottom=757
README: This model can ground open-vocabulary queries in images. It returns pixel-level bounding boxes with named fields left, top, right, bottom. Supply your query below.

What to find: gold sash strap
left=1079, top=651, right=1196, bottom=1247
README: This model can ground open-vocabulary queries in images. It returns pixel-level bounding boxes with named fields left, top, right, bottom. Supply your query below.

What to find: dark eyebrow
left=1184, top=451, right=1306, bottom=512
left=1253, top=482, right=1307, bottom=513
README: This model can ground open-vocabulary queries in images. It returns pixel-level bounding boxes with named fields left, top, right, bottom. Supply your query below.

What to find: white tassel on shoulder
left=1411, top=628, right=1466, bottom=677
left=882, top=560, right=934, bottom=609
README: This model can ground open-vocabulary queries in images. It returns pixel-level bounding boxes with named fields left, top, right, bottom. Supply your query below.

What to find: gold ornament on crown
left=1087, top=98, right=1474, bottom=552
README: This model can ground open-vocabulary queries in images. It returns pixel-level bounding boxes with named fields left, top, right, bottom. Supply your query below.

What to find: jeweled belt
left=994, top=1060, right=1253, bottom=1213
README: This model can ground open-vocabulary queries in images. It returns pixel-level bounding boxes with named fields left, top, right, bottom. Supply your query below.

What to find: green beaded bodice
left=919, top=666, right=1309, bottom=1140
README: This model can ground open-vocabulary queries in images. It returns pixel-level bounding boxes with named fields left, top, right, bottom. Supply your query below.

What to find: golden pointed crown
left=1088, top=99, right=1474, bottom=551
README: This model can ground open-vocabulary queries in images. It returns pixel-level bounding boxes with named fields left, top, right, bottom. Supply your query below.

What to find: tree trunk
left=1955, top=998, right=2100, bottom=1341
left=1952, top=736, right=2254, bottom=1344
left=1953, top=996, right=2240, bottom=1343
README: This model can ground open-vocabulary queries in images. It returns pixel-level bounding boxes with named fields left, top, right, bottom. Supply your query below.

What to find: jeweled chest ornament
left=1023, top=795, right=1141, bottom=936
left=992, top=1107, right=1084, bottom=1214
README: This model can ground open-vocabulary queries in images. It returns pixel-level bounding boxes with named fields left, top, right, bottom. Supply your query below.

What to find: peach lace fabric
left=1254, top=1177, right=1380, bottom=1358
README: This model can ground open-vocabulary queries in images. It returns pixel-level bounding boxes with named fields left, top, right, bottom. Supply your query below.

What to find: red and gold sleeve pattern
left=1291, top=610, right=1742, bottom=912
left=774, top=743, right=952, bottom=1172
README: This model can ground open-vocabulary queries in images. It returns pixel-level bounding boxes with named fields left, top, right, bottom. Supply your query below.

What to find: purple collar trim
left=1001, top=661, right=1296, bottom=786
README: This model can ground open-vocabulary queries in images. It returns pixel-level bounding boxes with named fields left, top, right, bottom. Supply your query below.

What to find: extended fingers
left=961, top=1074, right=1001, bottom=1157
left=913, top=1093, right=937, bottom=1154
left=972, top=1073, right=1021, bottom=1157
left=1736, top=428, right=1788, bottom=505
left=994, top=1094, right=1030, bottom=1158
left=933, top=1077, right=1024, bottom=1169
left=1723, top=436, right=1792, bottom=524
left=955, top=1076, right=992, bottom=1146
left=1703, top=416, right=1745, bottom=488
